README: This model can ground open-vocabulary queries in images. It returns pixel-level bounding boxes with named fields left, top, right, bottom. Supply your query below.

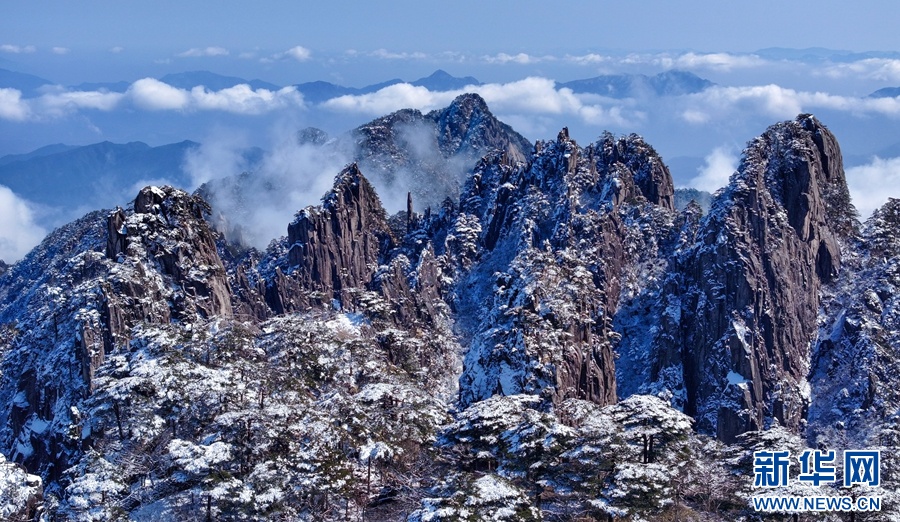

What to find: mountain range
left=0, top=94, right=898, bottom=520
left=0, top=67, right=717, bottom=100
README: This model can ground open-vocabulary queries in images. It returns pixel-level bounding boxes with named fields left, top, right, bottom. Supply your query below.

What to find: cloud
left=262, top=45, right=313, bottom=63
left=37, top=89, right=124, bottom=116
left=688, top=146, right=739, bottom=192
left=190, top=84, right=304, bottom=115
left=620, top=52, right=767, bottom=71
left=1, top=79, right=306, bottom=120
left=0, top=44, right=36, bottom=54
left=322, top=77, right=638, bottom=128
left=0, top=89, right=31, bottom=121
left=669, top=52, right=766, bottom=71
left=323, top=83, right=453, bottom=115
left=680, top=84, right=900, bottom=124
left=370, top=48, right=427, bottom=60
left=820, top=58, right=900, bottom=83
left=128, top=78, right=304, bottom=114
left=109, top=46, right=124, bottom=53
left=0, top=185, right=47, bottom=262
left=846, top=156, right=900, bottom=219
left=182, top=129, right=252, bottom=189
left=565, top=53, right=610, bottom=65
left=185, top=129, right=349, bottom=249
left=51, top=46, right=69, bottom=55
left=178, top=46, right=229, bottom=57
left=128, top=78, right=191, bottom=110
left=482, top=52, right=553, bottom=65
left=285, top=45, right=312, bottom=61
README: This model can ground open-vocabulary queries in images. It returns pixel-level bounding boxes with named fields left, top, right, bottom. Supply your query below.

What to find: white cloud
left=184, top=128, right=349, bottom=249
left=285, top=45, right=312, bottom=61
left=565, top=53, right=610, bottom=65
left=109, top=46, right=124, bottom=53
left=482, top=52, right=553, bottom=65
left=846, top=156, right=900, bottom=219
left=178, top=46, right=229, bottom=57
left=37, top=90, right=124, bottom=116
left=182, top=129, right=251, bottom=189
left=671, top=52, right=766, bottom=71
left=1, top=79, right=306, bottom=119
left=51, top=46, right=69, bottom=55
left=680, top=84, right=900, bottom=124
left=688, top=146, right=739, bottom=192
left=620, top=52, right=766, bottom=71
left=0, top=44, right=36, bottom=54
left=322, top=77, right=638, bottom=127
left=820, top=58, right=900, bottom=83
left=127, top=79, right=305, bottom=114
left=0, top=89, right=31, bottom=121
left=0, top=185, right=47, bottom=262
left=324, top=83, right=452, bottom=115
left=263, top=46, right=313, bottom=63
left=128, top=78, right=191, bottom=110
left=190, top=84, right=304, bottom=115
left=370, top=48, right=427, bottom=60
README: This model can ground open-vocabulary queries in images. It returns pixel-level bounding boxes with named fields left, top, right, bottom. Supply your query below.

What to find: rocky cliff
left=285, top=164, right=395, bottom=308
left=451, top=128, right=678, bottom=408
left=0, top=186, right=234, bottom=481
left=651, top=115, right=855, bottom=442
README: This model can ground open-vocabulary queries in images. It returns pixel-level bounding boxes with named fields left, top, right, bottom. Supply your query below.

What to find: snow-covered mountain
left=1, top=97, right=898, bottom=520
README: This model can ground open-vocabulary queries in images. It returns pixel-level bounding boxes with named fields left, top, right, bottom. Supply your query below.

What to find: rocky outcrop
left=0, top=186, right=235, bottom=481
left=286, top=164, right=395, bottom=308
left=429, top=92, right=532, bottom=164
left=351, top=93, right=533, bottom=210
left=456, top=129, right=679, bottom=408
left=105, top=186, right=233, bottom=332
left=659, top=115, right=855, bottom=442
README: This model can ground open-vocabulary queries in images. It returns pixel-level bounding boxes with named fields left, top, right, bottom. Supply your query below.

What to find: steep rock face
left=286, top=164, right=395, bottom=307
left=106, top=186, right=233, bottom=333
left=0, top=186, right=233, bottom=481
left=658, top=115, right=855, bottom=442
left=454, top=129, right=678, bottom=408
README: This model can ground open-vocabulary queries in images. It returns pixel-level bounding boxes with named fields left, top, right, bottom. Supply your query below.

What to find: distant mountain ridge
left=0, top=68, right=54, bottom=95
left=560, top=70, right=714, bottom=97
left=0, top=141, right=201, bottom=224
left=0, top=67, right=711, bottom=103
left=869, top=86, right=900, bottom=98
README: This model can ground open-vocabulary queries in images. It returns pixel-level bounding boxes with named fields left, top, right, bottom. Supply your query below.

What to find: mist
left=188, top=130, right=350, bottom=250
left=0, top=185, right=47, bottom=262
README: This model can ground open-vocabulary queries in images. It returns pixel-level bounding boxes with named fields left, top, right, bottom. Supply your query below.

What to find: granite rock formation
left=653, top=115, right=855, bottom=442
left=286, top=164, right=395, bottom=308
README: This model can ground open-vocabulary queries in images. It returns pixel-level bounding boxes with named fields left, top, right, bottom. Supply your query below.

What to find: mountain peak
left=411, top=70, right=481, bottom=90
left=287, top=163, right=394, bottom=307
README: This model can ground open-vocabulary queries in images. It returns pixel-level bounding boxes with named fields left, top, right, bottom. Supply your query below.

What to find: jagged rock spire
left=661, top=115, right=854, bottom=442
left=286, top=164, right=395, bottom=308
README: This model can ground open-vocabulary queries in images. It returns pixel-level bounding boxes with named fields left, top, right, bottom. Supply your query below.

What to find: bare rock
left=286, top=164, right=395, bottom=308
left=664, top=115, right=855, bottom=442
